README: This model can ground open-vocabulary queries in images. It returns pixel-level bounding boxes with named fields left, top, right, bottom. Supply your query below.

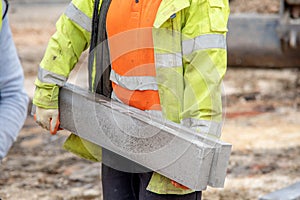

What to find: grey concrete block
left=259, top=182, right=300, bottom=200
left=59, top=83, right=232, bottom=190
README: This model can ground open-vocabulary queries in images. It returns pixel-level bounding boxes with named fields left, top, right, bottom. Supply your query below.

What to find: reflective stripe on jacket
left=33, top=0, right=230, bottom=194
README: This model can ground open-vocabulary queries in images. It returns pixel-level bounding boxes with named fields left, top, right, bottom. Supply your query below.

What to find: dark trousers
left=102, top=164, right=202, bottom=200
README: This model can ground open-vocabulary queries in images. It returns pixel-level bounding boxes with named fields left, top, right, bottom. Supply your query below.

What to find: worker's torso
left=106, top=0, right=162, bottom=111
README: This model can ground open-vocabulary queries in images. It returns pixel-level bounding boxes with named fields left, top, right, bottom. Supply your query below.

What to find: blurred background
left=0, top=0, right=299, bottom=199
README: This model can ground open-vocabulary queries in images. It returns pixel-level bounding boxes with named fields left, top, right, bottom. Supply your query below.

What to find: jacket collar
left=153, top=0, right=190, bottom=28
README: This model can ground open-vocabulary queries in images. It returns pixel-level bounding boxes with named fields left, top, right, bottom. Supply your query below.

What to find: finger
left=35, top=116, right=49, bottom=130
left=50, top=115, right=60, bottom=135
left=36, top=120, right=49, bottom=130
left=171, top=180, right=189, bottom=190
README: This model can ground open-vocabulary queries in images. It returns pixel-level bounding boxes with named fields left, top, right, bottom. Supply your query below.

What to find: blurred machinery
left=227, top=0, right=300, bottom=67
left=279, top=0, right=300, bottom=48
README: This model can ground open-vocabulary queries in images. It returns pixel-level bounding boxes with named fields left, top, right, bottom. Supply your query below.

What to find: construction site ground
left=1, top=1, right=300, bottom=200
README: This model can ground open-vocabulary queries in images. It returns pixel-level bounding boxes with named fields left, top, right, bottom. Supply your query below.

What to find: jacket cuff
left=33, top=83, right=59, bottom=109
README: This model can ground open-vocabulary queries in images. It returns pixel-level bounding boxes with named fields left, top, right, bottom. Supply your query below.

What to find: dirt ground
left=229, top=0, right=280, bottom=14
left=1, top=1, right=300, bottom=200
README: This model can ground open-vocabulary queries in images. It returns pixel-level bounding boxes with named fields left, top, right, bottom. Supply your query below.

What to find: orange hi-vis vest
left=106, top=0, right=162, bottom=111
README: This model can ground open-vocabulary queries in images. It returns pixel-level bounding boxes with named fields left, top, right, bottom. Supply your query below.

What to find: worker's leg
left=101, top=148, right=153, bottom=200
left=140, top=191, right=202, bottom=200
left=138, top=172, right=202, bottom=200
left=102, top=163, right=139, bottom=200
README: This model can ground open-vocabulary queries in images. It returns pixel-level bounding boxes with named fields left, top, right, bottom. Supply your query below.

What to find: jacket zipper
left=170, top=13, right=176, bottom=36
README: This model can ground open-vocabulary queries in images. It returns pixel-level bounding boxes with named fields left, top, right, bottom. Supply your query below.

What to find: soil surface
left=1, top=1, right=300, bottom=200
left=229, top=0, right=280, bottom=14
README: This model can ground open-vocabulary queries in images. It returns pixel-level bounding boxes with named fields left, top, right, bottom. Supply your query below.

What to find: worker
left=0, top=0, right=29, bottom=161
left=33, top=0, right=230, bottom=199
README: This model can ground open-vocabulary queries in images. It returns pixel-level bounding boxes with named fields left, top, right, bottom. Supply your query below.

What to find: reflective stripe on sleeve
left=37, top=66, right=67, bottom=86
left=110, top=69, right=158, bottom=91
left=155, top=52, right=182, bottom=68
left=181, top=118, right=222, bottom=138
left=182, top=34, right=226, bottom=55
left=64, top=3, right=92, bottom=32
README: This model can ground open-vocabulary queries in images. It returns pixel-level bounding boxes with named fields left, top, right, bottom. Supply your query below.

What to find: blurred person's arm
left=0, top=3, right=29, bottom=160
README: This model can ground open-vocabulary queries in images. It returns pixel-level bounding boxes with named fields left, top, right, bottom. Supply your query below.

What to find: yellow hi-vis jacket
left=33, top=0, right=230, bottom=194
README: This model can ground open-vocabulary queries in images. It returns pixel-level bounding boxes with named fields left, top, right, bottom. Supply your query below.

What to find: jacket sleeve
left=33, top=0, right=94, bottom=109
left=180, top=0, right=230, bottom=138
left=0, top=16, right=28, bottom=160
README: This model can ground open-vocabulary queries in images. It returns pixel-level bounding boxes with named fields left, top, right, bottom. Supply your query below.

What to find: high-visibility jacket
left=33, top=0, right=230, bottom=194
